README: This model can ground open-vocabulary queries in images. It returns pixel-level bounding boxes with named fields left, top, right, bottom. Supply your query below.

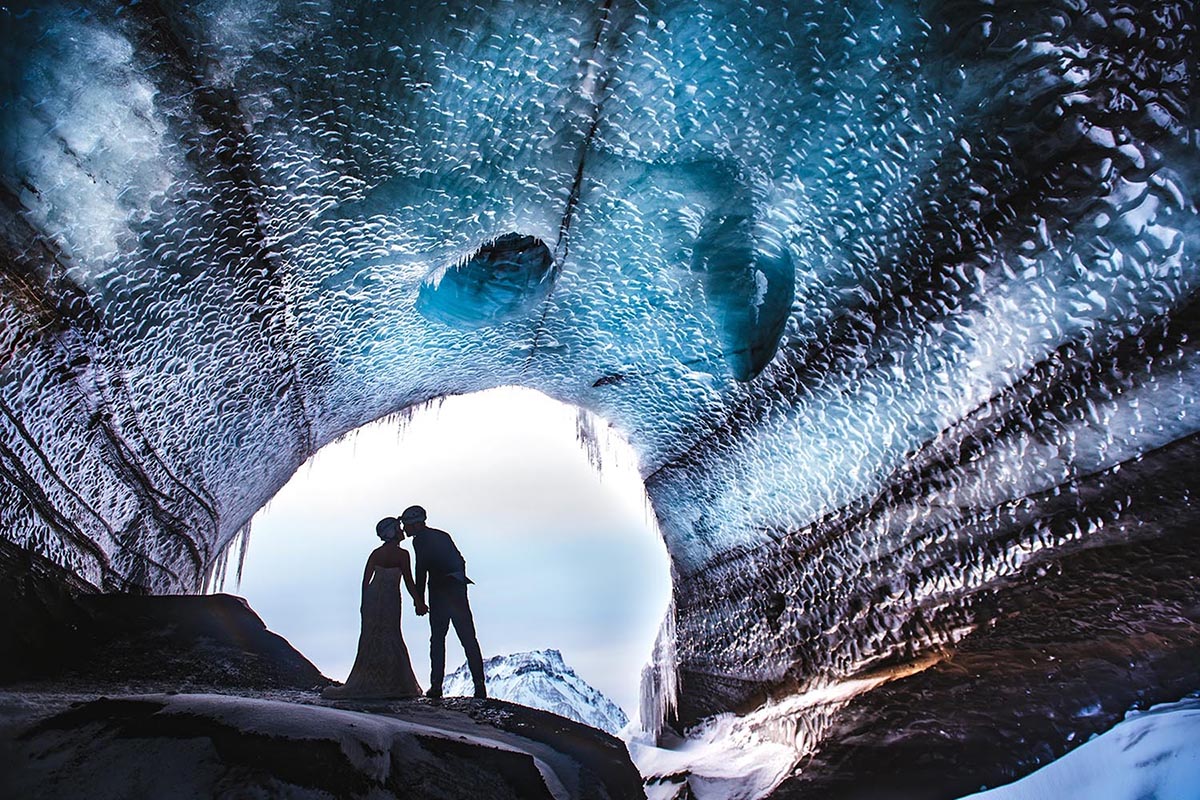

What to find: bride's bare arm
left=361, top=555, right=376, bottom=608
left=401, top=553, right=426, bottom=614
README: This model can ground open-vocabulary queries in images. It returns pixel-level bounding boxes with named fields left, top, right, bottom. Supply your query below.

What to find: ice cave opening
left=223, top=386, right=673, bottom=723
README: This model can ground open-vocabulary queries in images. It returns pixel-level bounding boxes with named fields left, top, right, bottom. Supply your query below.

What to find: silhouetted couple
left=322, top=505, right=486, bottom=700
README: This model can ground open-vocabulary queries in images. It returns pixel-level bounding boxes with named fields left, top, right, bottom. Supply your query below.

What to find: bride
left=322, top=517, right=426, bottom=699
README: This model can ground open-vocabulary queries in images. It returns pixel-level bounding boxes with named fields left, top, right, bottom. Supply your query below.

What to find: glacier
left=1, top=0, right=1197, bottom=796
left=442, top=649, right=629, bottom=735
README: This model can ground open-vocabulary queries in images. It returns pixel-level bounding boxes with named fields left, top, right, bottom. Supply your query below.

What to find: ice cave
left=1, top=0, right=1198, bottom=798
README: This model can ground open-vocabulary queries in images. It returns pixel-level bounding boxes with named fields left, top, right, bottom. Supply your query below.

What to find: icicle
left=575, top=407, right=605, bottom=474
left=210, top=543, right=229, bottom=593
left=382, top=396, right=451, bottom=441
left=234, top=521, right=252, bottom=588
left=639, top=595, right=679, bottom=738
left=202, top=560, right=217, bottom=595
left=204, top=525, right=252, bottom=595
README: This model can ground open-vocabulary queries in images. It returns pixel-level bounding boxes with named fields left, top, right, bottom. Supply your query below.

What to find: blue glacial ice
left=1, top=0, right=1197, bottom=795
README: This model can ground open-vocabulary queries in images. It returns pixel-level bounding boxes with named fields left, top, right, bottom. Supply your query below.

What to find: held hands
left=415, top=600, right=428, bottom=616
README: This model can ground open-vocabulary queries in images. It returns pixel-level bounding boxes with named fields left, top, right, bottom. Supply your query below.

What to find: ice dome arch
left=1, top=0, right=1198, bottom=789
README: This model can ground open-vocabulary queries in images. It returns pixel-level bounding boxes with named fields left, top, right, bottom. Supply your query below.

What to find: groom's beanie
left=401, top=505, right=427, bottom=523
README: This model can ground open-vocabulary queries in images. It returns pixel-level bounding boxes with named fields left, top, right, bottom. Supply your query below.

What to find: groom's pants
left=429, top=580, right=485, bottom=693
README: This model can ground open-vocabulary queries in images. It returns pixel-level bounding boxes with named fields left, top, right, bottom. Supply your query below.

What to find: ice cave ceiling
left=1, top=0, right=1197, bottom=774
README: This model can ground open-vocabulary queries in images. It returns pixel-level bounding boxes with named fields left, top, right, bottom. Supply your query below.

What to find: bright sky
left=232, top=386, right=673, bottom=721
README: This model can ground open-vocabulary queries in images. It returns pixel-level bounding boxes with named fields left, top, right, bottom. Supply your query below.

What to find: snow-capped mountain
left=443, top=649, right=629, bottom=735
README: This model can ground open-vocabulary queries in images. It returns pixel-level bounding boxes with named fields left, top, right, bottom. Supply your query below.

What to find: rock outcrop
left=1, top=693, right=644, bottom=800
left=0, top=558, right=643, bottom=800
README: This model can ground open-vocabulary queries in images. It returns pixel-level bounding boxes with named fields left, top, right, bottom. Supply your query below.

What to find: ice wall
left=1, top=0, right=1196, bottom=787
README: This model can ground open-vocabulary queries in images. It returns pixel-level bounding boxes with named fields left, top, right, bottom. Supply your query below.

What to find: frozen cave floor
left=0, top=690, right=642, bottom=800
left=0, top=543, right=641, bottom=800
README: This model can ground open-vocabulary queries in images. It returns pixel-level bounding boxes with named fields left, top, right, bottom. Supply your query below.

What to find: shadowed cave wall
left=1, top=0, right=1197, bottom=794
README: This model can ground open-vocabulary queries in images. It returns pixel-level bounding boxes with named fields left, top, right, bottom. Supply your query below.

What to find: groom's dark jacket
left=413, top=527, right=472, bottom=598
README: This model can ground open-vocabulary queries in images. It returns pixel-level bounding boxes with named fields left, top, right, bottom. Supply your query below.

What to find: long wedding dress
left=322, top=567, right=422, bottom=699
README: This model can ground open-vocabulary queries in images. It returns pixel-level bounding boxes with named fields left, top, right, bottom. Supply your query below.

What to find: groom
left=400, top=505, right=487, bottom=700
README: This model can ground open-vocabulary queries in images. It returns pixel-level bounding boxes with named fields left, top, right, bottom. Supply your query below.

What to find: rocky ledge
left=0, top=692, right=643, bottom=800
left=0, top=547, right=643, bottom=799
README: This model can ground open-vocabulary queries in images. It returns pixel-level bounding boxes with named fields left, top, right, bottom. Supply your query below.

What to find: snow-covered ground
left=960, top=697, right=1200, bottom=800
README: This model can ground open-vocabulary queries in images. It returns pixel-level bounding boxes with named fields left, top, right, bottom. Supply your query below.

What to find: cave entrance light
left=230, top=386, right=672, bottom=724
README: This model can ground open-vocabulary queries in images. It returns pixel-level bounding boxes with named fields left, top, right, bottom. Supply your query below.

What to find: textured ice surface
left=1, top=0, right=1197, bottom=791
left=417, top=233, right=558, bottom=329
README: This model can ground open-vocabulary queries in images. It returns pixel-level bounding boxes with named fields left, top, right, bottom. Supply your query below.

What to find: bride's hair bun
left=376, top=516, right=400, bottom=540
